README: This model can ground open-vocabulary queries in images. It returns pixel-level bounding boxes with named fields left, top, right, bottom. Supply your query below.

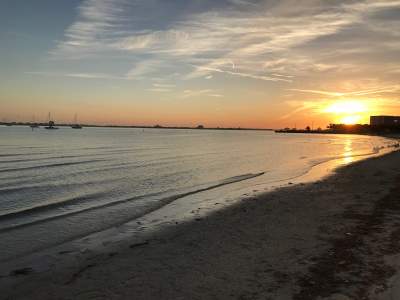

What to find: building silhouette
left=370, top=116, right=400, bottom=126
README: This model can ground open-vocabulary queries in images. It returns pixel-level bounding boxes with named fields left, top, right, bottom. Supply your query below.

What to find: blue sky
left=1, top=0, right=400, bottom=127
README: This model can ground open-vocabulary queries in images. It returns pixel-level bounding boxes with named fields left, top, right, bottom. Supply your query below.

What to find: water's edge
left=0, top=138, right=397, bottom=270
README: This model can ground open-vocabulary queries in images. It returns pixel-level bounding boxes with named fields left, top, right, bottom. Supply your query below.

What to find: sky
left=1, top=0, right=400, bottom=128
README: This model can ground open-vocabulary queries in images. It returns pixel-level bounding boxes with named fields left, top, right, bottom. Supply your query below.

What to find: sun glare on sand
left=324, top=101, right=369, bottom=125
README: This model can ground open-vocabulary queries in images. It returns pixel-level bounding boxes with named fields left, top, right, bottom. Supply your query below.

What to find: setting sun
left=323, top=101, right=369, bottom=124
left=341, top=115, right=362, bottom=125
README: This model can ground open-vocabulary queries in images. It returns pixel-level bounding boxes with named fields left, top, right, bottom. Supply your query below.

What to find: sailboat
left=44, top=112, right=59, bottom=130
left=71, top=113, right=82, bottom=129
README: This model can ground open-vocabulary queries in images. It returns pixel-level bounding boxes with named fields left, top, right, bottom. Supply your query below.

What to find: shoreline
left=0, top=130, right=394, bottom=265
left=2, top=149, right=400, bottom=299
left=0, top=139, right=393, bottom=264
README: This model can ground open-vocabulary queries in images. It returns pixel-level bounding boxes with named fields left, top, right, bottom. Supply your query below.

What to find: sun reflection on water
left=343, top=139, right=353, bottom=164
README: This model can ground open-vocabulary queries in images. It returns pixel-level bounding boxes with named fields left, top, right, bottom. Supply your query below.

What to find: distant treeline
left=328, top=124, right=400, bottom=134
left=276, top=124, right=400, bottom=135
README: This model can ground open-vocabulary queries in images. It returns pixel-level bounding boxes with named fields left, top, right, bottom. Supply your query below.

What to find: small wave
left=0, top=152, right=115, bottom=164
left=0, top=191, right=110, bottom=221
left=0, top=153, right=34, bottom=158
left=0, top=151, right=54, bottom=158
left=0, top=176, right=121, bottom=201
left=0, top=191, right=165, bottom=233
left=0, top=145, right=47, bottom=149
left=306, top=147, right=384, bottom=170
left=0, top=155, right=84, bottom=164
left=0, top=159, right=108, bottom=173
left=0, top=172, right=265, bottom=233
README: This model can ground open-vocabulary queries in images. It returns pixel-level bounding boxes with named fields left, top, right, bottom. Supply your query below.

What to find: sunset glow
left=324, top=101, right=367, bottom=115
left=323, top=101, right=369, bottom=124
left=1, top=1, right=400, bottom=128
left=341, top=115, right=362, bottom=125
left=2, top=2, right=400, bottom=298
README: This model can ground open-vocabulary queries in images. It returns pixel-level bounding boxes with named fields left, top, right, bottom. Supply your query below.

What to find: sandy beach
left=1, top=149, right=400, bottom=300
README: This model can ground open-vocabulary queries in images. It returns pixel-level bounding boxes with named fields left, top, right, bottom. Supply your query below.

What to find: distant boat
left=71, top=114, right=83, bottom=129
left=44, top=112, right=58, bottom=130
left=45, top=120, right=58, bottom=130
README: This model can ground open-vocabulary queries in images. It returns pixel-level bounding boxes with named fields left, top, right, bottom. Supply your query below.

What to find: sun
left=323, top=100, right=369, bottom=125
left=341, top=115, right=361, bottom=125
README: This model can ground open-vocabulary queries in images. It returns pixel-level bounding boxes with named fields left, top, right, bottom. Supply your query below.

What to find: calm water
left=0, top=126, right=392, bottom=260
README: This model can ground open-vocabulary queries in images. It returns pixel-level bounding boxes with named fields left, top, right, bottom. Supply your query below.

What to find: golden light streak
left=323, top=101, right=367, bottom=114
left=323, top=100, right=369, bottom=125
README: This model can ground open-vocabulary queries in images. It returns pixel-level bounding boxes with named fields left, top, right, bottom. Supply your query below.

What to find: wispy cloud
left=280, top=101, right=320, bottom=120
left=146, top=88, right=172, bottom=93
left=189, top=65, right=292, bottom=82
left=146, top=82, right=176, bottom=93
left=51, top=0, right=397, bottom=80
left=289, top=86, right=400, bottom=97
left=181, top=89, right=223, bottom=99
left=152, top=83, right=176, bottom=88
left=50, top=0, right=127, bottom=58
left=25, top=71, right=126, bottom=80
left=43, top=0, right=400, bottom=110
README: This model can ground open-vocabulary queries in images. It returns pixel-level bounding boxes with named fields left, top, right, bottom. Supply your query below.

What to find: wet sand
left=1, top=150, right=400, bottom=300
